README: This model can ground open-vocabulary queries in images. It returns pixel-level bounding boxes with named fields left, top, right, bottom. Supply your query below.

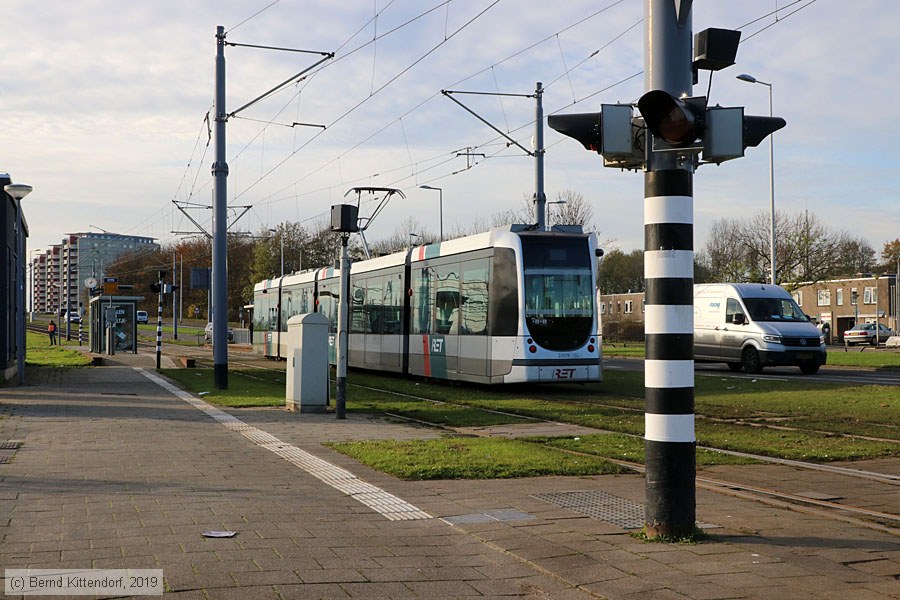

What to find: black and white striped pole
left=637, top=0, right=697, bottom=539
left=548, top=0, right=785, bottom=540
left=156, top=270, right=164, bottom=370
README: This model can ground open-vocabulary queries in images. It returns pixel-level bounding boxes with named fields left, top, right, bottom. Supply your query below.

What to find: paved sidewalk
left=0, top=359, right=897, bottom=599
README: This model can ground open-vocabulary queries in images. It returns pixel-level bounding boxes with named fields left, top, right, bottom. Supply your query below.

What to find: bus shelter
left=89, top=295, right=143, bottom=354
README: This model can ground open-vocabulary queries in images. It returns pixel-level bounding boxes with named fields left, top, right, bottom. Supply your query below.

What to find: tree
left=702, top=210, right=880, bottom=289
left=549, top=189, right=596, bottom=230
left=881, top=238, right=900, bottom=271
left=598, top=249, right=643, bottom=294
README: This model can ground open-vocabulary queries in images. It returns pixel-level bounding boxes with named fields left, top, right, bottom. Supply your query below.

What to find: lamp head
left=736, top=73, right=758, bottom=84
left=4, top=183, right=33, bottom=201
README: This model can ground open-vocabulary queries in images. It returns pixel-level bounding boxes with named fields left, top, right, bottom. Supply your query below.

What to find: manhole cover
left=533, top=490, right=645, bottom=529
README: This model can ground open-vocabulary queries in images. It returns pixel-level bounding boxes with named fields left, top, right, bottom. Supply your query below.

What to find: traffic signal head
left=743, top=115, right=787, bottom=148
left=547, top=112, right=601, bottom=152
left=548, top=105, right=642, bottom=169
left=637, top=91, right=706, bottom=146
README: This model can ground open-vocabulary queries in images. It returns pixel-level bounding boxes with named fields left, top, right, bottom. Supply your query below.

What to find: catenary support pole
left=335, top=234, right=350, bottom=419
left=212, top=25, right=229, bottom=389
left=533, top=82, right=546, bottom=230
left=643, top=0, right=696, bottom=538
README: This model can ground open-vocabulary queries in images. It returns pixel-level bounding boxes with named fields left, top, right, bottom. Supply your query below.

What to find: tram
left=251, top=225, right=603, bottom=384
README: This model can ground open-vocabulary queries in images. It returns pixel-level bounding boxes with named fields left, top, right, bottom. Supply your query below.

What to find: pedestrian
left=48, top=320, right=57, bottom=346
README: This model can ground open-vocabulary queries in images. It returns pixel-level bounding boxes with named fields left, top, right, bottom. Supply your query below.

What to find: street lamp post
left=737, top=73, right=776, bottom=285
left=418, top=185, right=443, bottom=241
left=5, top=183, right=33, bottom=386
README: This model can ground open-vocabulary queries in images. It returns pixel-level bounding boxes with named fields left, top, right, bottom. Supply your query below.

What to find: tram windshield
left=520, top=234, right=594, bottom=351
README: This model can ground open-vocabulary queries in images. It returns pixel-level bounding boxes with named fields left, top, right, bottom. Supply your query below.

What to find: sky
left=3, top=0, right=898, bottom=262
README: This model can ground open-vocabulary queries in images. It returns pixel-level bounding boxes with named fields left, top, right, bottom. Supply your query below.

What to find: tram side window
left=351, top=278, right=368, bottom=334
left=489, top=248, right=518, bottom=337
left=300, top=286, right=312, bottom=314
left=434, top=264, right=461, bottom=335
left=254, top=291, right=275, bottom=333
left=461, top=259, right=489, bottom=335
left=281, top=290, right=294, bottom=331
left=366, top=277, right=384, bottom=334
left=317, top=282, right=338, bottom=333
left=383, top=274, right=403, bottom=334
left=412, top=267, right=433, bottom=334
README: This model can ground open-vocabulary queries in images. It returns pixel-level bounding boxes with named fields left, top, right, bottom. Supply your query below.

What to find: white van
left=694, top=283, right=826, bottom=374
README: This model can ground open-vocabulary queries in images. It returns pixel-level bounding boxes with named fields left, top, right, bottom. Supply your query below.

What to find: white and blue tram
left=251, top=226, right=603, bottom=384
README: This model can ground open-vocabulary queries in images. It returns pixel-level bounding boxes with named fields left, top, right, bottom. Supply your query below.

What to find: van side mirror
left=731, top=313, right=745, bottom=325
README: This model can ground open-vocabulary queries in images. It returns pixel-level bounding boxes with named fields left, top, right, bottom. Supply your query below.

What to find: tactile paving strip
left=532, top=490, right=645, bottom=530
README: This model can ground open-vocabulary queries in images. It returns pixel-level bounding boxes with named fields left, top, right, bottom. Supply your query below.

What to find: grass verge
left=326, top=436, right=631, bottom=480
left=25, top=331, right=92, bottom=368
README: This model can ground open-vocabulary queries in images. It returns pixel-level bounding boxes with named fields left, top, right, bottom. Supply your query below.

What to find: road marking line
left=137, top=368, right=431, bottom=521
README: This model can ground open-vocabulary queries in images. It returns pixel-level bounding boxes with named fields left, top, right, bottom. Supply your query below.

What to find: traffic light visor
left=638, top=90, right=705, bottom=146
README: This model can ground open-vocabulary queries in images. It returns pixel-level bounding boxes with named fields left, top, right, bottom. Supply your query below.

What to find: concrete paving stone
left=338, top=581, right=419, bottom=598
left=860, top=579, right=900, bottom=597
left=819, top=587, right=900, bottom=600
left=503, top=540, right=579, bottom=561
left=360, top=565, right=484, bottom=583
left=615, top=588, right=694, bottom=600
left=371, top=554, right=440, bottom=570
left=192, top=559, right=261, bottom=574
left=581, top=574, right=667, bottom=598
left=198, top=584, right=284, bottom=599
left=665, top=580, right=749, bottom=600
left=273, top=583, right=352, bottom=599
left=403, top=579, right=483, bottom=597
left=702, top=570, right=790, bottom=590
left=295, top=568, right=370, bottom=584
left=552, top=563, right=630, bottom=586
left=673, top=559, right=753, bottom=576
left=468, top=576, right=547, bottom=597
left=228, top=569, right=304, bottom=587
left=254, top=555, right=322, bottom=572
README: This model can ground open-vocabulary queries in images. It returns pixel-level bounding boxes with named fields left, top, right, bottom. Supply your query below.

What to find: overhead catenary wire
left=133, top=2, right=818, bottom=249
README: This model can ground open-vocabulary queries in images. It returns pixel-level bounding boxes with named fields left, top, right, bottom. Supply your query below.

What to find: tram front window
left=520, top=235, right=593, bottom=351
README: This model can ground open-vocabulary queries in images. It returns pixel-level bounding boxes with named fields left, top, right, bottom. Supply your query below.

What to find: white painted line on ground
left=137, top=368, right=431, bottom=521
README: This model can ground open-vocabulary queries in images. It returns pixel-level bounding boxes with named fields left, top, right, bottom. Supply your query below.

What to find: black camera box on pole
left=330, top=204, right=359, bottom=233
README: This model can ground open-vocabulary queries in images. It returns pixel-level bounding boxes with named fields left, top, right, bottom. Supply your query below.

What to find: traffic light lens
left=657, top=106, right=696, bottom=144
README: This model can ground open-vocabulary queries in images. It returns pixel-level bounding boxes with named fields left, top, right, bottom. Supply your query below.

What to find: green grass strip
left=327, top=436, right=632, bottom=480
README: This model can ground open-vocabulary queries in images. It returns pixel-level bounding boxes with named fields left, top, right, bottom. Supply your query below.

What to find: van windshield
left=743, top=297, right=808, bottom=322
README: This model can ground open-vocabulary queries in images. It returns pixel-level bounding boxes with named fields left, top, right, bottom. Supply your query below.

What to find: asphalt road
left=603, top=357, right=900, bottom=387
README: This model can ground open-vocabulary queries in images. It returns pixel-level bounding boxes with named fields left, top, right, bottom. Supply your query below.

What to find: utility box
left=285, top=313, right=329, bottom=413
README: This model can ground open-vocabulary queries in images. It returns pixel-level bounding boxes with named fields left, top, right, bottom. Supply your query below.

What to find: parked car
left=62, top=311, right=81, bottom=324
left=843, top=323, right=894, bottom=346
left=204, top=323, right=234, bottom=343
left=136, top=310, right=149, bottom=324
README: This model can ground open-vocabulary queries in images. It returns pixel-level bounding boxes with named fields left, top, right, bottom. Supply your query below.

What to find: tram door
left=457, top=260, right=489, bottom=377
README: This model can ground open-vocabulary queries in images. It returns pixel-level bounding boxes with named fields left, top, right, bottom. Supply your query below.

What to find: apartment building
left=31, top=232, right=158, bottom=319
